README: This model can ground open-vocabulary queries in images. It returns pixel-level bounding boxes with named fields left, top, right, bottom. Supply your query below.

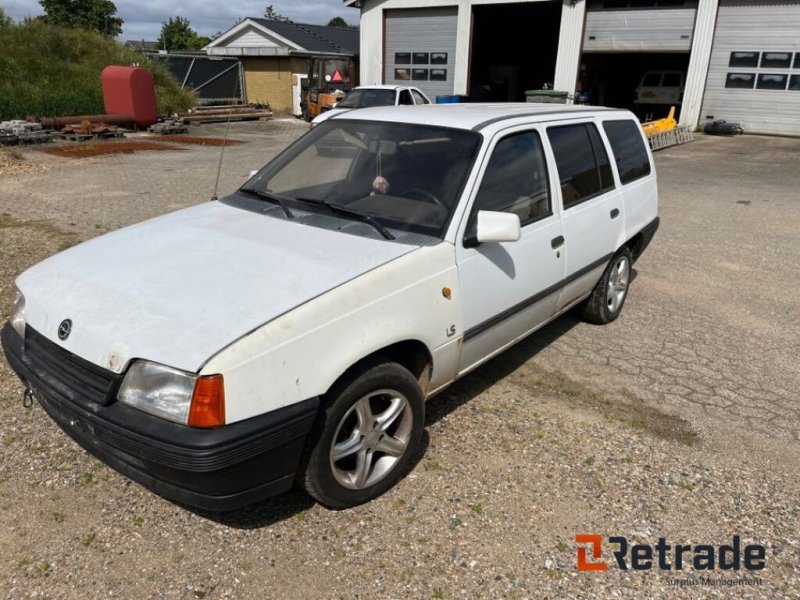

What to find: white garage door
left=700, top=1, right=800, bottom=135
left=384, top=8, right=458, bottom=100
left=583, top=1, right=697, bottom=52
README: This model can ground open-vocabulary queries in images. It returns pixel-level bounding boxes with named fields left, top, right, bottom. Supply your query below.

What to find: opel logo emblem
left=58, top=319, right=72, bottom=341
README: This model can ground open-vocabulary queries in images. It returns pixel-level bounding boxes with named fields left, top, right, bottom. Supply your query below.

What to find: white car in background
left=3, top=104, right=659, bottom=511
left=311, top=85, right=431, bottom=127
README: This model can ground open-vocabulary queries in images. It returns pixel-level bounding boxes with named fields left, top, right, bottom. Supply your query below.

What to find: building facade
left=206, top=19, right=359, bottom=113
left=345, top=0, right=800, bottom=135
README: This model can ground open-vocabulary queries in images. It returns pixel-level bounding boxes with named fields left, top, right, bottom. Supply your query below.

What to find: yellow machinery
left=302, top=57, right=358, bottom=121
left=641, top=106, right=694, bottom=151
left=641, top=106, right=677, bottom=136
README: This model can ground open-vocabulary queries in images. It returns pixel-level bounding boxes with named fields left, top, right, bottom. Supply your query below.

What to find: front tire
left=581, top=247, right=632, bottom=325
left=300, top=360, right=424, bottom=508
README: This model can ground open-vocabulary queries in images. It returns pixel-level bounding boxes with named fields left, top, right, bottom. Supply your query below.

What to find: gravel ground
left=0, top=121, right=798, bottom=599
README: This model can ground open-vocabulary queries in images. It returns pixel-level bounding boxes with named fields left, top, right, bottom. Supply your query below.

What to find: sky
left=3, top=0, right=358, bottom=41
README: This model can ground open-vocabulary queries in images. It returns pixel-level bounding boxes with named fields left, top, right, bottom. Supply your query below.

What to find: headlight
left=118, top=361, right=225, bottom=428
left=10, top=287, right=26, bottom=338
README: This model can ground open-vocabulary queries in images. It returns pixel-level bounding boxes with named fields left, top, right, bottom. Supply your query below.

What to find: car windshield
left=244, top=120, right=482, bottom=239
left=337, top=89, right=397, bottom=109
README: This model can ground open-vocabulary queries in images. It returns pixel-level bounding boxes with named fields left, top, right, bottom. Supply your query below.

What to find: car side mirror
left=468, top=210, right=521, bottom=246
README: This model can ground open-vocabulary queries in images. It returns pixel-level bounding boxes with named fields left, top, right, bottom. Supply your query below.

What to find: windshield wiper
left=295, top=198, right=395, bottom=241
left=239, top=188, right=294, bottom=219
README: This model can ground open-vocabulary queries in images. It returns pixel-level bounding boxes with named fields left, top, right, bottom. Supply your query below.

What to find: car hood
left=17, top=201, right=417, bottom=373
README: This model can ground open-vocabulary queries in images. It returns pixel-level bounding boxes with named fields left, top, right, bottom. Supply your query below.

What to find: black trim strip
left=463, top=253, right=613, bottom=341
left=472, top=107, right=613, bottom=132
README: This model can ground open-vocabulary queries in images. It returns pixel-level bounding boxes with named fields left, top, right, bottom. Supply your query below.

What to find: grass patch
left=0, top=22, right=195, bottom=120
left=517, top=367, right=701, bottom=446
left=81, top=531, right=96, bottom=546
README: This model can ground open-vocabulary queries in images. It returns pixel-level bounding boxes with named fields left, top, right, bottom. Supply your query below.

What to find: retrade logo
left=576, top=534, right=608, bottom=571
left=575, top=534, right=766, bottom=573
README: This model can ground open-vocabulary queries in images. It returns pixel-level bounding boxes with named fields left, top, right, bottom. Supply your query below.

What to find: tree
left=0, top=7, right=13, bottom=27
left=326, top=16, right=348, bottom=28
left=39, top=0, right=123, bottom=36
left=157, top=16, right=209, bottom=51
left=264, top=5, right=287, bottom=21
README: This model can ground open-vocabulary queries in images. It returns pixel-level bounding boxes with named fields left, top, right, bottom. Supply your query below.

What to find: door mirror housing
left=471, top=210, right=521, bottom=245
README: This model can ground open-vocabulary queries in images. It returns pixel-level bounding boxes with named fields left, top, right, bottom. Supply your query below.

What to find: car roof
left=352, top=85, right=407, bottom=91
left=329, top=102, right=625, bottom=132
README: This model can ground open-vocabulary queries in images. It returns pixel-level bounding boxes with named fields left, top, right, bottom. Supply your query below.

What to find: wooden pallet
left=54, top=131, right=125, bottom=142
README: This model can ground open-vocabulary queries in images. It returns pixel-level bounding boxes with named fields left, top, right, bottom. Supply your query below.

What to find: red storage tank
left=102, top=66, right=157, bottom=127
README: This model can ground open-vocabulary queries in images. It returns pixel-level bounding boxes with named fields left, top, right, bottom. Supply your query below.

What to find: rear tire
left=300, top=360, right=424, bottom=509
left=581, top=247, right=633, bottom=325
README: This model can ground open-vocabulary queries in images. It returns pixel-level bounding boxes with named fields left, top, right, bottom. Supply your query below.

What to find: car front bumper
left=1, top=323, right=318, bottom=511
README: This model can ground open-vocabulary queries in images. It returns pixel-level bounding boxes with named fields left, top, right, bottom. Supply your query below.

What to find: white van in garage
left=634, top=70, right=685, bottom=107
left=3, top=104, right=659, bottom=510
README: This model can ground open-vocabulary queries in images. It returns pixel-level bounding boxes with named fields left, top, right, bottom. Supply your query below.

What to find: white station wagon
left=3, top=104, right=659, bottom=510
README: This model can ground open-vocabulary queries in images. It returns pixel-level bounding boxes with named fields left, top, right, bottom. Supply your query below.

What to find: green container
left=525, top=89, right=569, bottom=104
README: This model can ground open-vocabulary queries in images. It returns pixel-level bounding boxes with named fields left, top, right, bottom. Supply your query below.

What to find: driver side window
left=471, top=131, right=552, bottom=227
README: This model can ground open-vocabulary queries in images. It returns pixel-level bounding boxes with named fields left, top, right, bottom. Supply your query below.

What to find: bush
left=0, top=22, right=195, bottom=120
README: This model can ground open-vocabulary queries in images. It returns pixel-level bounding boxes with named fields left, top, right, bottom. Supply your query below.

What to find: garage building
left=344, top=0, right=800, bottom=135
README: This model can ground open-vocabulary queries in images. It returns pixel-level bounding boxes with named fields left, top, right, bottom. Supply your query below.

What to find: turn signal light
left=188, top=374, right=225, bottom=428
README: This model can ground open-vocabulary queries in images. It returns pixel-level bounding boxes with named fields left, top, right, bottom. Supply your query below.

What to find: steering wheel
left=399, top=188, right=446, bottom=211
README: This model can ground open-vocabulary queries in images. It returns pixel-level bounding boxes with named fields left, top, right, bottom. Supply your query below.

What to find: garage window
left=728, top=52, right=759, bottom=68
left=548, top=123, right=614, bottom=209
left=471, top=131, right=551, bottom=226
left=756, top=74, right=788, bottom=90
left=794, top=53, right=800, bottom=69
left=602, top=120, right=651, bottom=185
left=789, top=75, right=800, bottom=91
left=725, top=73, right=755, bottom=89
left=760, top=52, right=792, bottom=69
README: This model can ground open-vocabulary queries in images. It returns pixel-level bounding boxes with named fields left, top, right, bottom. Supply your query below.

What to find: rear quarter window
left=602, top=120, right=652, bottom=185
left=547, top=122, right=614, bottom=209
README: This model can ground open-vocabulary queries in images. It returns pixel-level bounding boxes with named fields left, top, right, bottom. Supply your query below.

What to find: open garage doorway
left=468, top=2, right=561, bottom=102
left=580, top=53, right=690, bottom=121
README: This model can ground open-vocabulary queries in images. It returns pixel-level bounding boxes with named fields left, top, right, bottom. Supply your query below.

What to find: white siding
left=584, top=4, right=697, bottom=52
left=227, top=26, right=281, bottom=49
left=700, top=0, right=800, bottom=135
left=679, top=0, right=718, bottom=127
left=384, top=7, right=459, bottom=99
left=553, top=0, right=587, bottom=94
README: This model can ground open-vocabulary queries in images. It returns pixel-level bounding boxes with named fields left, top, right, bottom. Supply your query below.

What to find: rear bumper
left=1, top=323, right=318, bottom=511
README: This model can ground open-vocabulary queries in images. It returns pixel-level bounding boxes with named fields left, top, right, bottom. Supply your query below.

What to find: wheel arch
left=325, top=339, right=434, bottom=400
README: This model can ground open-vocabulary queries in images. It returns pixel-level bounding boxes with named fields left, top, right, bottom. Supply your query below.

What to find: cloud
left=4, top=0, right=359, bottom=40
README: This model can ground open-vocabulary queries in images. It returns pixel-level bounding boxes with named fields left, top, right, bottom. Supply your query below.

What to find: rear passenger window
left=398, top=90, right=414, bottom=105
left=547, top=123, right=614, bottom=209
left=471, top=131, right=551, bottom=226
left=662, top=73, right=681, bottom=87
left=602, top=120, right=651, bottom=185
left=642, top=73, right=661, bottom=87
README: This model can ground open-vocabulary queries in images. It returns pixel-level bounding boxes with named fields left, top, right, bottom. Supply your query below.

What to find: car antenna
left=211, top=76, right=240, bottom=201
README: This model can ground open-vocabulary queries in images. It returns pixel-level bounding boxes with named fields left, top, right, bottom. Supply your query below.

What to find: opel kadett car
left=2, top=104, right=659, bottom=509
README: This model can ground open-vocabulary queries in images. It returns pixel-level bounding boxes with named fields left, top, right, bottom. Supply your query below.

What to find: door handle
left=551, top=235, right=565, bottom=249
left=610, top=208, right=620, bottom=219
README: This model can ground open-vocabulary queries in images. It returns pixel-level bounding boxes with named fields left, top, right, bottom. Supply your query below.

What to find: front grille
left=23, top=326, right=121, bottom=407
